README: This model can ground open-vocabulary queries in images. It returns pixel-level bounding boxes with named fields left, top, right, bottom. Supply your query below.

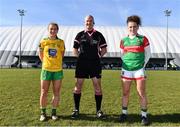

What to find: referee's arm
left=100, top=47, right=107, bottom=57
left=73, top=48, right=79, bottom=57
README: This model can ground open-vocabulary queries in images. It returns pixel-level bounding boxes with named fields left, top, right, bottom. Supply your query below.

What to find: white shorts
left=121, top=68, right=146, bottom=81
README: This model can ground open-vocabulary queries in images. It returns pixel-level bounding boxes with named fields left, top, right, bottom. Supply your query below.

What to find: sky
left=0, top=0, right=180, bottom=27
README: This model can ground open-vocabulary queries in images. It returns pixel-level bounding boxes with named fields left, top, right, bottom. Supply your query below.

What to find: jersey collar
left=84, top=29, right=96, bottom=36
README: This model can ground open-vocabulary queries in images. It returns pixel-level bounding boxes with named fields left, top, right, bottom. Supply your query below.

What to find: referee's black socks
left=73, top=93, right=81, bottom=111
left=95, top=95, right=102, bottom=112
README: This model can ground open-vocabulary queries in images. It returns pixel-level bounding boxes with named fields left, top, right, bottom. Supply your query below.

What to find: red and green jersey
left=120, top=34, right=149, bottom=71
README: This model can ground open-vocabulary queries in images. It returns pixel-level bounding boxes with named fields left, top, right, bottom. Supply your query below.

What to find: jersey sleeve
left=143, top=36, right=151, bottom=67
left=61, top=40, right=65, bottom=52
left=120, top=40, right=124, bottom=57
left=39, top=39, right=45, bottom=52
left=73, top=33, right=81, bottom=49
left=99, top=33, right=107, bottom=49
left=120, top=40, right=124, bottom=49
left=143, top=36, right=149, bottom=47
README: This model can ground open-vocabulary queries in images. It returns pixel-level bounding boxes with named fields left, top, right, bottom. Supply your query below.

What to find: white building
left=0, top=26, right=180, bottom=67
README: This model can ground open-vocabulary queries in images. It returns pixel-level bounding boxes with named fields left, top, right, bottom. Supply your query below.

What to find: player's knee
left=53, top=96, right=59, bottom=101
left=74, top=81, right=83, bottom=94
left=123, top=91, right=130, bottom=97
left=95, top=89, right=102, bottom=95
left=139, top=93, right=146, bottom=99
left=74, top=86, right=82, bottom=94
left=75, top=80, right=83, bottom=86
left=41, top=89, right=48, bottom=97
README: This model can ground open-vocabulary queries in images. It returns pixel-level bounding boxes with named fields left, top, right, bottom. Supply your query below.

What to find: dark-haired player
left=119, top=15, right=151, bottom=126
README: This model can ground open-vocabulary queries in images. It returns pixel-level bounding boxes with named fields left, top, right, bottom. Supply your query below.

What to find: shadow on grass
left=109, top=113, right=180, bottom=124
left=59, top=113, right=104, bottom=121
left=149, top=113, right=180, bottom=123
left=58, top=113, right=180, bottom=124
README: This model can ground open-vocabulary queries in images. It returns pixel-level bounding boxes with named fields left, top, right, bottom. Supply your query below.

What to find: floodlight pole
left=164, top=9, right=171, bottom=70
left=17, top=9, right=25, bottom=69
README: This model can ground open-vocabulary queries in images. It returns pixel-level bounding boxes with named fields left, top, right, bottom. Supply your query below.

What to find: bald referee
left=71, top=15, right=107, bottom=119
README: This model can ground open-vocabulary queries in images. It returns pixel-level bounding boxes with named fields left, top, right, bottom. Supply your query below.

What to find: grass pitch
left=0, top=69, right=180, bottom=126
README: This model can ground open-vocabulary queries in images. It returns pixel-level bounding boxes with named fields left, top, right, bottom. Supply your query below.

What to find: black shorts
left=75, top=59, right=102, bottom=79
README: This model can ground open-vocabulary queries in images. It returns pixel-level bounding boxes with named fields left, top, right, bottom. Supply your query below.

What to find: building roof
left=0, top=26, right=180, bottom=66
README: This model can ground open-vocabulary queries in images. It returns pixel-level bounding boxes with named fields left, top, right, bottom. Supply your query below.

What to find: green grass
left=0, top=69, right=180, bottom=126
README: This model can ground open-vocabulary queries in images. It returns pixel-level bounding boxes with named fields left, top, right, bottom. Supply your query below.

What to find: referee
left=71, top=15, right=107, bottom=119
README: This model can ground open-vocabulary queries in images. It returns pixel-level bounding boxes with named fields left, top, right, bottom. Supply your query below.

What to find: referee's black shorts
left=75, top=59, right=102, bottom=79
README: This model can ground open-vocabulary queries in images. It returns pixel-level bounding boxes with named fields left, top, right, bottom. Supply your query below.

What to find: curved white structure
left=0, top=26, right=180, bottom=66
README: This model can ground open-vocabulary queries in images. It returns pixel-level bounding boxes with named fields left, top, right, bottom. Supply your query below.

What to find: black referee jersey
left=73, top=29, right=107, bottom=60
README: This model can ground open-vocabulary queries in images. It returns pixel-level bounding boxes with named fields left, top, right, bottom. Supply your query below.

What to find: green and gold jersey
left=39, top=37, right=65, bottom=72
